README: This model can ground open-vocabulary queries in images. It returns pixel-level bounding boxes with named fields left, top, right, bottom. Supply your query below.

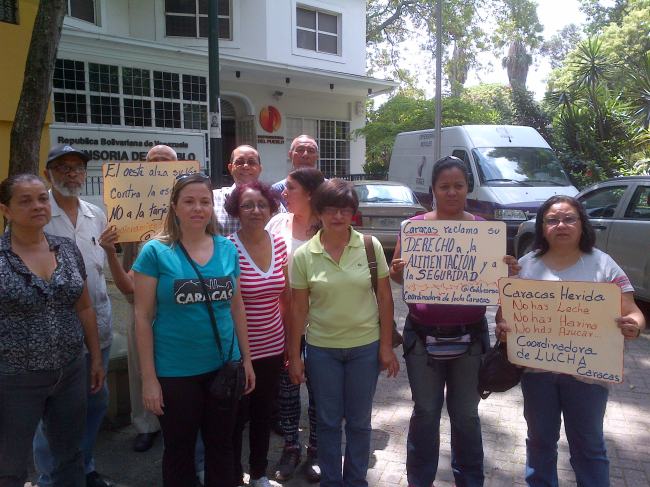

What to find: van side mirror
left=468, top=173, right=475, bottom=193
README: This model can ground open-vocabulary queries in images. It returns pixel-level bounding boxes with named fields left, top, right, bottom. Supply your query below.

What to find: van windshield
left=472, top=147, right=572, bottom=186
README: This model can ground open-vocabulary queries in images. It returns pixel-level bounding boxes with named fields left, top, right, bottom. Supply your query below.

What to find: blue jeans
left=0, top=355, right=86, bottom=487
left=403, top=318, right=486, bottom=487
left=33, top=347, right=111, bottom=485
left=305, top=341, right=380, bottom=487
left=521, top=372, right=609, bottom=487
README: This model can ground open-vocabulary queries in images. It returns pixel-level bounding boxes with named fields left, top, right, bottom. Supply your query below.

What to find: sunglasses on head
left=175, top=172, right=210, bottom=182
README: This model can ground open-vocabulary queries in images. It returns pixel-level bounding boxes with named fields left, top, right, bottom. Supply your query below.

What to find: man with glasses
left=213, top=145, right=264, bottom=236
left=272, top=135, right=319, bottom=206
left=33, top=144, right=114, bottom=487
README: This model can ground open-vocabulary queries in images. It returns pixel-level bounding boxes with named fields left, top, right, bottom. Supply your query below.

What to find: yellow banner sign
left=401, top=220, right=507, bottom=305
left=499, top=278, right=624, bottom=383
left=102, top=161, right=200, bottom=242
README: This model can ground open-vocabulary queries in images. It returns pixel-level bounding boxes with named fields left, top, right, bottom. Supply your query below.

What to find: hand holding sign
left=401, top=220, right=507, bottom=305
left=498, top=278, right=624, bottom=383
left=103, top=161, right=200, bottom=242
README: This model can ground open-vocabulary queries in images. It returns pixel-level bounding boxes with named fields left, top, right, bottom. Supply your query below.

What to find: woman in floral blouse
left=0, top=173, right=104, bottom=487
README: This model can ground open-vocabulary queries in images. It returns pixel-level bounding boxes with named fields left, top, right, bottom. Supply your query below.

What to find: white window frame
left=52, top=58, right=209, bottom=134
left=64, top=0, right=104, bottom=31
left=155, top=0, right=241, bottom=49
left=291, top=0, right=343, bottom=62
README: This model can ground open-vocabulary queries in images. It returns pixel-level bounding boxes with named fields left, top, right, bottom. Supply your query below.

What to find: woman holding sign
left=496, top=195, right=645, bottom=487
left=391, top=157, right=517, bottom=487
left=132, top=173, right=255, bottom=487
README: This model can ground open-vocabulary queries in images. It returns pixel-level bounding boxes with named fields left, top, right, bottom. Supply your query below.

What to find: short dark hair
left=0, top=173, right=46, bottom=206
left=224, top=181, right=280, bottom=218
left=288, top=167, right=325, bottom=195
left=533, top=195, right=595, bottom=256
left=431, top=156, right=469, bottom=187
left=312, top=178, right=358, bottom=214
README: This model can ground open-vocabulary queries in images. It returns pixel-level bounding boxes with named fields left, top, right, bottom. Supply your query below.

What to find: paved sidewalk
left=39, top=284, right=650, bottom=487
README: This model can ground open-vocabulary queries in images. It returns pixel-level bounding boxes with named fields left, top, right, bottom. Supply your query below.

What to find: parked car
left=351, top=180, right=426, bottom=253
left=514, top=176, right=650, bottom=302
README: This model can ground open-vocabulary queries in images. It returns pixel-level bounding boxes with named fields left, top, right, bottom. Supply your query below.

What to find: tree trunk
left=448, top=42, right=469, bottom=97
left=505, top=40, right=531, bottom=90
left=9, top=0, right=67, bottom=176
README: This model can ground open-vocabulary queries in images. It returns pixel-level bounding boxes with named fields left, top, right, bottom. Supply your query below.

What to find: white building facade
left=51, top=0, right=395, bottom=188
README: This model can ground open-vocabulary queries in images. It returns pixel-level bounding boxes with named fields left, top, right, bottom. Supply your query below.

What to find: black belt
left=408, top=317, right=485, bottom=338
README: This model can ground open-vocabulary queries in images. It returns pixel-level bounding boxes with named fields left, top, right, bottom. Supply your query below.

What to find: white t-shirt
left=519, top=248, right=633, bottom=293
left=266, top=213, right=308, bottom=275
left=518, top=248, right=634, bottom=385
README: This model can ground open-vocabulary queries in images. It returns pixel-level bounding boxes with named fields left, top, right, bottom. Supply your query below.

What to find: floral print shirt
left=0, top=231, right=86, bottom=371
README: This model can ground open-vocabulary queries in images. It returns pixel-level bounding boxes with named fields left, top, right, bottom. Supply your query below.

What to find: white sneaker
left=249, top=476, right=273, bottom=487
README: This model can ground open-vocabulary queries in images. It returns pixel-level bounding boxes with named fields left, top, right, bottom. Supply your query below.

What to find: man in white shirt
left=271, top=135, right=319, bottom=206
left=213, top=145, right=264, bottom=236
left=33, top=144, right=114, bottom=487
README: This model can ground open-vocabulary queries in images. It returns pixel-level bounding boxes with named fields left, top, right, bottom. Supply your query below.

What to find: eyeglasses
left=50, top=164, right=87, bottom=175
left=239, top=202, right=270, bottom=212
left=232, top=158, right=260, bottom=167
left=293, top=146, right=317, bottom=155
left=544, top=216, right=579, bottom=227
left=321, top=207, right=355, bottom=217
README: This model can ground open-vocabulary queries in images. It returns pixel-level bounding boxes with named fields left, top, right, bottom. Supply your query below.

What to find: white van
left=388, top=125, right=578, bottom=251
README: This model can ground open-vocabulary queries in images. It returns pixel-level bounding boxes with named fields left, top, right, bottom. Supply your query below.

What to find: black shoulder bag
left=477, top=340, right=522, bottom=399
left=363, top=234, right=403, bottom=348
left=178, top=242, right=245, bottom=406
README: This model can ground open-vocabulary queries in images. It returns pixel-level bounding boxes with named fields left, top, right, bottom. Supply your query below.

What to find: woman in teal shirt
left=133, top=173, right=254, bottom=487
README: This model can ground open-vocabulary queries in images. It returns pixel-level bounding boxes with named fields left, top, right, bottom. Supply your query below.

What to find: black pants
left=233, top=354, right=283, bottom=480
left=158, top=370, right=238, bottom=487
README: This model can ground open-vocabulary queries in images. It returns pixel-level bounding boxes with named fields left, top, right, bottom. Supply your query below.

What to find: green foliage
left=544, top=0, right=650, bottom=182
left=357, top=85, right=552, bottom=174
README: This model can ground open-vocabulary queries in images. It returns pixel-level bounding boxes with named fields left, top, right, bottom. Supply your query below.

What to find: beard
left=49, top=173, right=82, bottom=198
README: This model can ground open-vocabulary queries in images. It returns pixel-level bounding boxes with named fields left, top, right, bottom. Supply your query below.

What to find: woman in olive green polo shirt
left=288, top=179, right=399, bottom=487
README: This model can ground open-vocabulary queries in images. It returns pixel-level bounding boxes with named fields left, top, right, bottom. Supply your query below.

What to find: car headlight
left=494, top=209, right=528, bottom=221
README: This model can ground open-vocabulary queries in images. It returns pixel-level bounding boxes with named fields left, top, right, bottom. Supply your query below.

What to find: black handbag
left=363, top=234, right=403, bottom=348
left=477, top=340, right=522, bottom=399
left=179, top=243, right=245, bottom=405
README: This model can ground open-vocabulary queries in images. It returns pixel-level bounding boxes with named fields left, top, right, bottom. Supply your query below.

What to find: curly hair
left=533, top=195, right=595, bottom=257
left=224, top=181, right=280, bottom=218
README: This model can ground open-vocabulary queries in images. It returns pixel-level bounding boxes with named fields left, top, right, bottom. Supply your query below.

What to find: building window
left=67, top=0, right=96, bottom=24
left=155, top=101, right=181, bottom=128
left=90, top=96, right=120, bottom=125
left=165, top=0, right=232, bottom=40
left=89, top=63, right=119, bottom=94
left=123, top=68, right=151, bottom=97
left=296, top=6, right=339, bottom=55
left=52, top=58, right=208, bottom=131
left=54, top=93, right=87, bottom=124
left=319, top=120, right=350, bottom=176
left=0, top=0, right=18, bottom=24
left=124, top=99, right=152, bottom=127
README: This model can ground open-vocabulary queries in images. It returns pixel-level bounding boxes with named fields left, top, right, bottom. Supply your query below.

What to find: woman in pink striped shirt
left=224, top=181, right=290, bottom=487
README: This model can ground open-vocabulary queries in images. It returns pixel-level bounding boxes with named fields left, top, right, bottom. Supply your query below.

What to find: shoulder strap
left=363, top=234, right=378, bottom=295
left=178, top=242, right=235, bottom=361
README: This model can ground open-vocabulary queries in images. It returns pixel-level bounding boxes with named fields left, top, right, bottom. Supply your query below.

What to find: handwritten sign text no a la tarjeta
left=401, top=220, right=507, bottom=306
left=103, top=161, right=200, bottom=242
left=499, top=278, right=624, bottom=383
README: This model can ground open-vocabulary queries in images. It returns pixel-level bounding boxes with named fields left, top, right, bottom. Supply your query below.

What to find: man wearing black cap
left=31, top=144, right=115, bottom=487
